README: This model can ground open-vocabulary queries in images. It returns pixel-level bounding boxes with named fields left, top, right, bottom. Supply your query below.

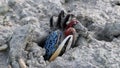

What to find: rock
left=0, top=5, right=9, bottom=15
left=0, top=51, right=9, bottom=68
left=11, top=61, right=20, bottom=68
left=20, top=16, right=39, bottom=25
left=0, top=0, right=9, bottom=15
left=0, top=25, right=13, bottom=45
left=31, top=27, right=48, bottom=44
left=8, top=0, right=25, bottom=7
left=9, top=24, right=34, bottom=68
left=96, top=23, right=120, bottom=41
left=26, top=42, right=45, bottom=56
left=103, top=23, right=120, bottom=40
left=26, top=42, right=46, bottom=68
left=8, top=0, right=17, bottom=7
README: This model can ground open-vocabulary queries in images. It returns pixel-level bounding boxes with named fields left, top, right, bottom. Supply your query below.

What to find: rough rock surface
left=0, top=0, right=120, bottom=68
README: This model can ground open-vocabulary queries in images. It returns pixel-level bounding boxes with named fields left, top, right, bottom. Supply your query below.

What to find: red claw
left=66, top=19, right=78, bottom=29
left=64, top=27, right=76, bottom=36
left=64, top=27, right=77, bottom=47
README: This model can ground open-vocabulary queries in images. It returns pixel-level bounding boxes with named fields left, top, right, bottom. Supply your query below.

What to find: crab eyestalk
left=62, top=14, right=75, bottom=30
left=50, top=10, right=65, bottom=30
left=66, top=18, right=78, bottom=29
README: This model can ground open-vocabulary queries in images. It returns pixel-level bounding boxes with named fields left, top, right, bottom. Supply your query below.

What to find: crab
left=44, top=10, right=88, bottom=61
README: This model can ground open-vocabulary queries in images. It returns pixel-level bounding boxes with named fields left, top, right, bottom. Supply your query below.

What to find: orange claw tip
left=64, top=27, right=76, bottom=36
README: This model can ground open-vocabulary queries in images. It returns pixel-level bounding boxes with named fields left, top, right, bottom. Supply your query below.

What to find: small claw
left=64, top=27, right=78, bottom=47
left=18, top=58, right=27, bottom=68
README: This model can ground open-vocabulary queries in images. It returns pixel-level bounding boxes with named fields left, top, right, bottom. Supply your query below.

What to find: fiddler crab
left=44, top=10, right=88, bottom=61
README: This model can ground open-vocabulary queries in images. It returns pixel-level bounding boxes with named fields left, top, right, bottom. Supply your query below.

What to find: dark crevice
left=95, top=31, right=120, bottom=42
left=38, top=38, right=46, bottom=48
left=95, top=30, right=112, bottom=42
left=111, top=1, right=120, bottom=7
left=114, top=34, right=120, bottom=38
left=95, top=35, right=113, bottom=42
left=115, top=2, right=120, bottom=6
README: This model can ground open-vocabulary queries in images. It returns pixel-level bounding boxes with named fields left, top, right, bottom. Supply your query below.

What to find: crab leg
left=57, top=10, right=65, bottom=28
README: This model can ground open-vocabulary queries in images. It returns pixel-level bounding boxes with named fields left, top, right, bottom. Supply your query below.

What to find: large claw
left=49, top=35, right=73, bottom=61
left=64, top=27, right=78, bottom=47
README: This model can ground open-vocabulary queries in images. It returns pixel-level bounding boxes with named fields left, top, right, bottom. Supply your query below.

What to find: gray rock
left=9, top=24, right=34, bottom=68
left=26, top=42, right=46, bottom=68
left=26, top=42, right=45, bottom=56
left=103, top=23, right=120, bottom=39
left=20, top=16, right=39, bottom=26
left=31, top=27, right=48, bottom=43
left=0, top=25, right=13, bottom=45
left=0, top=51, right=9, bottom=68
left=0, top=5, right=9, bottom=15
left=96, top=23, right=120, bottom=41
left=0, top=0, right=9, bottom=15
